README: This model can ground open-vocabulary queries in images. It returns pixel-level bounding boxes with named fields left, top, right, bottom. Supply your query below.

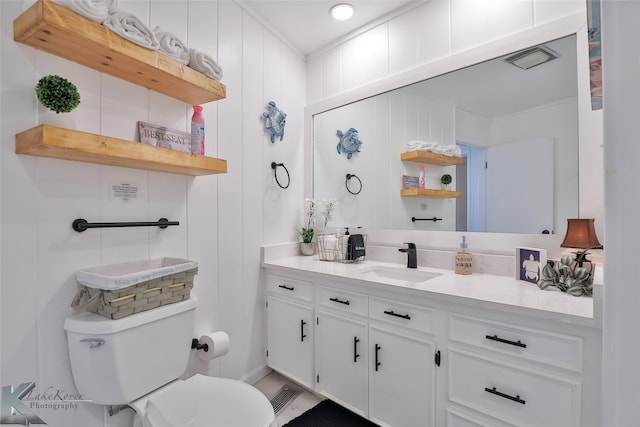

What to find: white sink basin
left=355, top=266, right=441, bottom=283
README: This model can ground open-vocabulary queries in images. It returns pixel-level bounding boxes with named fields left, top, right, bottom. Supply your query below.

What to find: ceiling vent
left=504, top=45, right=559, bottom=70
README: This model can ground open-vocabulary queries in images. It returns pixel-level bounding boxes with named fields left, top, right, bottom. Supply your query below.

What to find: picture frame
left=515, top=246, right=547, bottom=284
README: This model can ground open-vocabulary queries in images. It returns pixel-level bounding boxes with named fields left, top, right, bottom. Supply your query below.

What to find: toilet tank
left=64, top=297, right=197, bottom=405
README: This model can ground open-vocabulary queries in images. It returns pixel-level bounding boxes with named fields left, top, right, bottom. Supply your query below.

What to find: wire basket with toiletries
left=317, top=232, right=367, bottom=263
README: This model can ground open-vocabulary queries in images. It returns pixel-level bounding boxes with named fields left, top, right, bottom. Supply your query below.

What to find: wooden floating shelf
left=13, top=0, right=226, bottom=105
left=16, top=125, right=227, bottom=176
left=400, top=150, right=463, bottom=166
left=400, top=188, right=463, bottom=198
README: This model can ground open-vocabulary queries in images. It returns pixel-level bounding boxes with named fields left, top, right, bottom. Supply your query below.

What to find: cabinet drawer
left=369, top=297, right=434, bottom=334
left=447, top=408, right=508, bottom=427
left=449, top=314, right=583, bottom=372
left=267, top=275, right=313, bottom=302
left=449, top=349, right=581, bottom=427
left=319, top=286, right=367, bottom=316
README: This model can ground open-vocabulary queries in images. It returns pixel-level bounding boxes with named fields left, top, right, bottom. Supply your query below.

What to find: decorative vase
left=299, top=242, right=315, bottom=256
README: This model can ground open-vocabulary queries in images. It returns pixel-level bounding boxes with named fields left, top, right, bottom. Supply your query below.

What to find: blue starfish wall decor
left=263, top=101, right=287, bottom=143
left=336, top=128, right=363, bottom=159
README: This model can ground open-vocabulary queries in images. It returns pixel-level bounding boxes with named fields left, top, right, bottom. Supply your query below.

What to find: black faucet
left=398, top=243, right=417, bottom=268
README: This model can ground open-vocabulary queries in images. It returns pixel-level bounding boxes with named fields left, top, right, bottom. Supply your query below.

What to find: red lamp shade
left=560, top=218, right=603, bottom=250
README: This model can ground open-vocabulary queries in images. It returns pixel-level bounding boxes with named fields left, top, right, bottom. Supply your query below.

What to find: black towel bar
left=72, top=218, right=179, bottom=232
left=411, top=217, right=443, bottom=222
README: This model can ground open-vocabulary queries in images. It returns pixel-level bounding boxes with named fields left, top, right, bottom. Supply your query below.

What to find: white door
left=267, top=296, right=314, bottom=388
left=485, top=138, right=554, bottom=234
left=316, top=311, right=369, bottom=417
left=369, top=326, right=437, bottom=427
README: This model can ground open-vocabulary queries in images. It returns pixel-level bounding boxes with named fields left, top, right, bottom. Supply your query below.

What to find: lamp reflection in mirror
left=560, top=218, right=603, bottom=279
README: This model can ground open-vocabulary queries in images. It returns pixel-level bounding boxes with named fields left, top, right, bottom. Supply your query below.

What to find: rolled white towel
left=154, top=26, right=190, bottom=65
left=103, top=11, right=159, bottom=50
left=433, top=144, right=462, bottom=157
left=188, top=49, right=223, bottom=81
left=405, top=140, right=437, bottom=152
left=56, top=0, right=117, bottom=23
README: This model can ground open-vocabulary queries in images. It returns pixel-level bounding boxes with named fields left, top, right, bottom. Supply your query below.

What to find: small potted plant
left=440, top=173, right=452, bottom=190
left=35, top=74, right=81, bottom=128
left=298, top=198, right=317, bottom=256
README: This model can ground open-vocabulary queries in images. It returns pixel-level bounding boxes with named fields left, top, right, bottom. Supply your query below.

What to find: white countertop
left=262, top=256, right=599, bottom=328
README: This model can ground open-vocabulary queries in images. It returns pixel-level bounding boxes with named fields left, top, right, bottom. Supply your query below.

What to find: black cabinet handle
left=278, top=284, right=294, bottom=291
left=330, top=297, right=350, bottom=305
left=300, top=320, right=307, bottom=342
left=375, top=344, right=381, bottom=371
left=354, top=337, right=360, bottom=363
left=485, top=334, right=526, bottom=348
left=384, top=310, right=411, bottom=320
left=484, top=387, right=526, bottom=405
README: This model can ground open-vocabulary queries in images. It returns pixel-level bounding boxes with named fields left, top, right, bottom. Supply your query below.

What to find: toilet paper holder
left=191, top=338, right=209, bottom=352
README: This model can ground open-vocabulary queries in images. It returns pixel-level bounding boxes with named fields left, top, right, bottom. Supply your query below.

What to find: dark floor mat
left=283, top=399, right=377, bottom=427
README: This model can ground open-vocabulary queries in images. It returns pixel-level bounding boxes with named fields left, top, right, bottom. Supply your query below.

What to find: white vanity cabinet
left=446, top=312, right=599, bottom=427
left=314, top=288, right=438, bottom=426
left=263, top=265, right=601, bottom=427
left=368, top=298, right=438, bottom=427
left=266, top=275, right=314, bottom=389
left=315, top=286, right=369, bottom=416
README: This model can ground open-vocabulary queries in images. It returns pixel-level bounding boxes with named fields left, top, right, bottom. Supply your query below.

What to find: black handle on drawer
left=484, top=387, right=526, bottom=405
left=485, top=334, right=527, bottom=348
left=354, top=337, right=360, bottom=363
left=384, top=310, right=411, bottom=320
left=374, top=344, right=381, bottom=371
left=278, top=284, right=294, bottom=291
left=330, top=297, right=350, bottom=305
left=300, top=320, right=307, bottom=342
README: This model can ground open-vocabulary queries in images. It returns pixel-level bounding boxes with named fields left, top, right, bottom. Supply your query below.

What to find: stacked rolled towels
left=55, top=0, right=117, bottom=23
left=188, top=49, right=224, bottom=81
left=404, top=140, right=462, bottom=157
left=154, top=27, right=190, bottom=65
left=103, top=11, right=159, bottom=50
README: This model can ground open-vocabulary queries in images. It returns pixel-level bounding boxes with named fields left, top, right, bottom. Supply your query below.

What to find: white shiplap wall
left=0, top=1, right=305, bottom=426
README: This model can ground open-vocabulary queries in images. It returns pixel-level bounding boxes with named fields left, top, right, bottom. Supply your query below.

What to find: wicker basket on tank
left=71, top=258, right=198, bottom=320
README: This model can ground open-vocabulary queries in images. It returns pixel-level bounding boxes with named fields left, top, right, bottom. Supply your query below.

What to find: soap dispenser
left=455, top=236, right=472, bottom=275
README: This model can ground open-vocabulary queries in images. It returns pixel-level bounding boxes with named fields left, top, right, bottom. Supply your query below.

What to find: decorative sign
left=336, top=127, right=363, bottom=159
left=111, top=181, right=139, bottom=202
left=262, top=101, right=287, bottom=143
left=138, top=121, right=191, bottom=153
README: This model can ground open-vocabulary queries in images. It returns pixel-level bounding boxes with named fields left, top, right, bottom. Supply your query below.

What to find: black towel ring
left=271, top=162, right=290, bottom=189
left=345, top=173, right=362, bottom=195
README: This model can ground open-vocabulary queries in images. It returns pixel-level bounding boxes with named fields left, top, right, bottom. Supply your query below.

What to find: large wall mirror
left=313, top=33, right=579, bottom=236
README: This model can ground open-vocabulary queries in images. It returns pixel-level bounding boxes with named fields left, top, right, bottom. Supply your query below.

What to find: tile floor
left=254, top=371, right=324, bottom=426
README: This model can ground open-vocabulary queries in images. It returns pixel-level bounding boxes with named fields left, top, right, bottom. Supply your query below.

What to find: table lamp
left=560, top=218, right=603, bottom=277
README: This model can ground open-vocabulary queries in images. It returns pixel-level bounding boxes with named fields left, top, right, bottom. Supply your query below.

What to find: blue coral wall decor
left=336, top=128, right=363, bottom=159
left=263, top=101, right=287, bottom=143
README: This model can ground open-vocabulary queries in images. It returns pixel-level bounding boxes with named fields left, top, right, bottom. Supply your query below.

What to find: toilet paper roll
left=197, top=331, right=230, bottom=361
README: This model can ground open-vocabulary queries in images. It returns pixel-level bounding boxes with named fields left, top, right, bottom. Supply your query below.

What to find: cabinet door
left=267, top=296, right=314, bottom=388
left=316, top=311, right=368, bottom=417
left=369, top=326, right=437, bottom=427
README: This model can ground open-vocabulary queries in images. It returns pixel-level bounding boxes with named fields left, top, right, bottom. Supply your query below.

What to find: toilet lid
left=143, top=374, right=275, bottom=427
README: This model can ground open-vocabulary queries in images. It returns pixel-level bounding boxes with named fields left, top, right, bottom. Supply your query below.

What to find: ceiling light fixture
left=330, top=3, right=354, bottom=20
left=504, top=45, right=559, bottom=70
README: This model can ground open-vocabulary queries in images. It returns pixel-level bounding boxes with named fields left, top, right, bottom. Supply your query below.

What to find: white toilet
left=64, top=296, right=277, bottom=427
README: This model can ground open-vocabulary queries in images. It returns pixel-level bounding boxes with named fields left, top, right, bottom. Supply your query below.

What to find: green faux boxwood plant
left=35, top=75, right=80, bottom=114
